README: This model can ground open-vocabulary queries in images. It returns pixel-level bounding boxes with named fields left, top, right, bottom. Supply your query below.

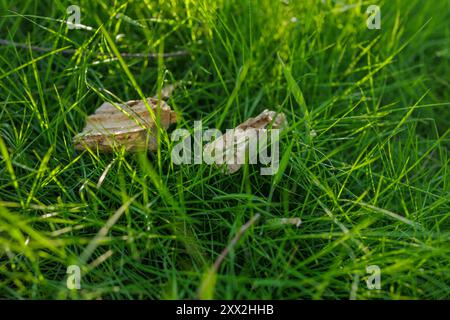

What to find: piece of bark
left=74, top=97, right=177, bottom=152
left=204, top=109, right=287, bottom=174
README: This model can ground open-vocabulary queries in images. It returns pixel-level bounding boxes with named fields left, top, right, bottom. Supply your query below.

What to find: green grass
left=0, top=0, right=449, bottom=299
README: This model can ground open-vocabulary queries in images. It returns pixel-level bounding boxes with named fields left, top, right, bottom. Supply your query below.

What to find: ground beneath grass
left=0, top=0, right=449, bottom=299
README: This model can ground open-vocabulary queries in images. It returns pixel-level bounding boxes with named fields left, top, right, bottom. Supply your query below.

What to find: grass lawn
left=0, top=0, right=449, bottom=299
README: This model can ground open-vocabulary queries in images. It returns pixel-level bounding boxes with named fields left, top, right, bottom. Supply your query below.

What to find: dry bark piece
left=204, top=109, right=287, bottom=174
left=74, top=96, right=177, bottom=152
